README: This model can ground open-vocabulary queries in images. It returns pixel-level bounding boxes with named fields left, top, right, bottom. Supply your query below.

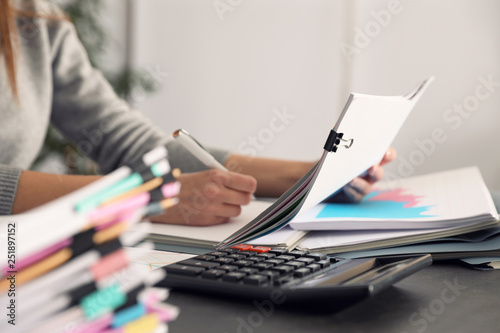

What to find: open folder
left=215, top=78, right=434, bottom=248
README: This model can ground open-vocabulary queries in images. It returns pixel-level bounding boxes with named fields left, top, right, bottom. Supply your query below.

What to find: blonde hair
left=0, top=0, right=67, bottom=102
left=0, top=0, right=20, bottom=102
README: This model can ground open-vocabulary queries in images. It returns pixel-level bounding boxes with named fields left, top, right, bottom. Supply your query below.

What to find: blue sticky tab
left=111, top=302, right=146, bottom=328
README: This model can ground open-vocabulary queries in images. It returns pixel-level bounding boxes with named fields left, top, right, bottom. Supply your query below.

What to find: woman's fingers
left=364, top=164, right=385, bottom=184
left=342, top=177, right=373, bottom=202
left=328, top=148, right=397, bottom=203
left=208, top=169, right=257, bottom=194
left=150, top=169, right=256, bottom=226
left=380, top=147, right=397, bottom=166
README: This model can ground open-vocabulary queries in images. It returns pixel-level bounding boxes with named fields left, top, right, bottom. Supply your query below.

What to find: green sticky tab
left=151, top=162, right=166, bottom=177
left=80, top=284, right=126, bottom=319
left=75, top=173, right=143, bottom=213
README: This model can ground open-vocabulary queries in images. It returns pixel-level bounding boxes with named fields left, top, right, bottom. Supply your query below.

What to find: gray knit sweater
left=0, top=1, right=229, bottom=215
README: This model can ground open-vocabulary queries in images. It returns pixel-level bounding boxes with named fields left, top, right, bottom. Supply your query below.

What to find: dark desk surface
left=166, top=262, right=500, bottom=333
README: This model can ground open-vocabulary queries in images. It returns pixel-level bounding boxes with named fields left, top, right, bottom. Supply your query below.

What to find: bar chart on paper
left=290, top=167, right=499, bottom=231
left=316, top=188, right=437, bottom=220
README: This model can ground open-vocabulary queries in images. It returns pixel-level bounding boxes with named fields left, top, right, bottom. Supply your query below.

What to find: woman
left=0, top=0, right=394, bottom=225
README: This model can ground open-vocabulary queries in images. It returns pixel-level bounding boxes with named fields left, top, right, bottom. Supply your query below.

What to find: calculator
left=156, top=244, right=432, bottom=303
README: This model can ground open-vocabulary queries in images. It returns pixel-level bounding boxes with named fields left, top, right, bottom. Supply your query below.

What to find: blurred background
left=39, top=0, right=500, bottom=190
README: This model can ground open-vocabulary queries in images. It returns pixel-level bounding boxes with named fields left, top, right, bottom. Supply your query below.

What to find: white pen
left=173, top=129, right=227, bottom=170
left=173, top=129, right=256, bottom=199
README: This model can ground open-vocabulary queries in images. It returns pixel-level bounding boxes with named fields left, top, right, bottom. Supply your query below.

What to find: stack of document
left=0, top=146, right=180, bottom=333
left=291, top=167, right=497, bottom=231
left=332, top=227, right=500, bottom=260
left=149, top=166, right=499, bottom=259
left=292, top=167, right=500, bottom=257
left=149, top=200, right=281, bottom=250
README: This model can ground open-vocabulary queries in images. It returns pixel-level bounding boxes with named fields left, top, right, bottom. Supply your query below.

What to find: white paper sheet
left=290, top=167, right=499, bottom=230
left=149, top=200, right=273, bottom=243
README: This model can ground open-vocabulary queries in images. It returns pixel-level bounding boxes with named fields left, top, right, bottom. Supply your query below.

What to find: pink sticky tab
left=91, top=249, right=128, bottom=281
left=161, top=182, right=181, bottom=198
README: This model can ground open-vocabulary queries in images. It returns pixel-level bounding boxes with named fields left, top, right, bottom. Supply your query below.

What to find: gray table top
left=165, top=262, right=500, bottom=333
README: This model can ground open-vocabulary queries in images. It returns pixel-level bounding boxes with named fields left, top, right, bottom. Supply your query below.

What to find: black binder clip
left=323, top=130, right=353, bottom=152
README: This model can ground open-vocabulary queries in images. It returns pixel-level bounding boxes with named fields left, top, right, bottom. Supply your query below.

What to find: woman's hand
left=149, top=147, right=396, bottom=225
left=149, top=169, right=257, bottom=226
left=327, top=147, right=397, bottom=203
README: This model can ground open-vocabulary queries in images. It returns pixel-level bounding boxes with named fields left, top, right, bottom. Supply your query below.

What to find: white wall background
left=345, top=0, right=500, bottom=189
left=99, top=0, right=129, bottom=73
left=119, top=0, right=500, bottom=189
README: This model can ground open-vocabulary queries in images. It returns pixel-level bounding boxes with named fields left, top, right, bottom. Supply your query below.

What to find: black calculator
left=156, top=244, right=432, bottom=303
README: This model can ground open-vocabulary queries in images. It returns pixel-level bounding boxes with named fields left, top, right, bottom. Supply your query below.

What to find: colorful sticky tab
left=124, top=313, right=159, bottom=333
left=161, top=181, right=181, bottom=198
left=112, top=303, right=146, bottom=328
left=230, top=244, right=253, bottom=251
left=90, top=249, right=128, bottom=281
left=248, top=246, right=271, bottom=253
left=80, top=284, right=127, bottom=319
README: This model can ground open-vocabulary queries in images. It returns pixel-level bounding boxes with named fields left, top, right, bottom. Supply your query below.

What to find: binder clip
left=323, top=130, right=353, bottom=153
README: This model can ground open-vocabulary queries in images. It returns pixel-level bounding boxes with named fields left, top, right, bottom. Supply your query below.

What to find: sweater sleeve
left=47, top=20, right=230, bottom=173
left=0, top=164, right=22, bottom=215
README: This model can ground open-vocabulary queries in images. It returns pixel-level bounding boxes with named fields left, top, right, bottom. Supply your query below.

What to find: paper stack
left=0, top=146, right=180, bottom=333
left=292, top=167, right=500, bottom=258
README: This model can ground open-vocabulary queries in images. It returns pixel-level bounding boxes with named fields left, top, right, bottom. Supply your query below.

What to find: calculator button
left=307, top=263, right=321, bottom=272
left=233, top=260, right=254, bottom=268
left=251, top=262, right=274, bottom=271
left=201, top=269, right=226, bottom=279
left=246, top=256, right=265, bottom=263
left=295, top=257, right=315, bottom=265
left=304, top=253, right=328, bottom=261
left=248, top=246, right=271, bottom=254
left=207, top=251, right=228, bottom=257
left=194, top=255, right=216, bottom=261
left=238, top=251, right=255, bottom=257
left=178, top=259, right=221, bottom=269
left=256, top=253, right=276, bottom=259
left=243, top=274, right=269, bottom=286
left=165, top=264, right=205, bottom=276
left=293, top=268, right=312, bottom=278
left=213, top=257, right=235, bottom=265
left=268, top=248, right=288, bottom=255
left=222, top=272, right=247, bottom=282
left=288, top=250, right=308, bottom=258
left=219, top=265, right=239, bottom=272
left=317, top=260, right=331, bottom=269
left=239, top=267, right=259, bottom=275
left=273, top=276, right=293, bottom=286
left=258, top=270, right=280, bottom=281
left=284, top=261, right=306, bottom=269
left=263, top=259, right=285, bottom=266
left=275, top=255, right=295, bottom=262
left=227, top=254, right=247, bottom=260
left=271, top=265, right=294, bottom=276
left=219, top=248, right=242, bottom=254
